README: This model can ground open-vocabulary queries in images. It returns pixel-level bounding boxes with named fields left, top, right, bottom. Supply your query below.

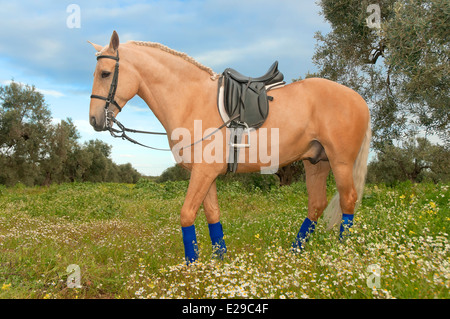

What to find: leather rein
left=90, top=51, right=236, bottom=152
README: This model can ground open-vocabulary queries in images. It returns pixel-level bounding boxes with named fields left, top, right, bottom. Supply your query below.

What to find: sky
left=0, top=0, right=331, bottom=176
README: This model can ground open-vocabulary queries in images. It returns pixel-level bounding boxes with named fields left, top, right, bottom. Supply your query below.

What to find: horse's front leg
left=203, top=180, right=227, bottom=259
left=180, top=166, right=218, bottom=264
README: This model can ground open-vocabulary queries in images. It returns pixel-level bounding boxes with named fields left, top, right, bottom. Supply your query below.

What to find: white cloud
left=74, top=119, right=95, bottom=136
left=51, top=117, right=62, bottom=125
left=37, top=88, right=64, bottom=98
left=194, top=37, right=303, bottom=69
left=1, top=80, right=64, bottom=98
left=127, top=104, right=149, bottom=113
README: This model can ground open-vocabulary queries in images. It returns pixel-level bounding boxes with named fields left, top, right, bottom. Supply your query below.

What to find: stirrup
left=230, top=122, right=251, bottom=148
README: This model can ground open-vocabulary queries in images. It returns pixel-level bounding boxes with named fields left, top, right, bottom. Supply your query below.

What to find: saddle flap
left=223, top=76, right=269, bottom=128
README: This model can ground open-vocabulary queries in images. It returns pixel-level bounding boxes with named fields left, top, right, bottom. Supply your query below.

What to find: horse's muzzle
left=90, top=115, right=107, bottom=132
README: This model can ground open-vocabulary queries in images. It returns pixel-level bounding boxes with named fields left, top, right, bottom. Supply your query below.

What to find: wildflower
left=399, top=195, right=406, bottom=199
left=2, top=283, right=11, bottom=291
left=429, top=201, right=436, bottom=209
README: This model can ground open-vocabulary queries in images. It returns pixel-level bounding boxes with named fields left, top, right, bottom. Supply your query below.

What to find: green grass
left=0, top=180, right=448, bottom=299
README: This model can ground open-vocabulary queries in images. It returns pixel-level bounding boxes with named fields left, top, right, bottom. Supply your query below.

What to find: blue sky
left=0, top=0, right=330, bottom=176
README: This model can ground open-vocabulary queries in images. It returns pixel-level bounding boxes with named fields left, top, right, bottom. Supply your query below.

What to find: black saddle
left=219, top=61, right=285, bottom=173
left=221, top=61, right=284, bottom=129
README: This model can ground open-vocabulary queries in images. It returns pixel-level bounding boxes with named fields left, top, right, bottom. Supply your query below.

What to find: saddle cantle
left=217, top=61, right=285, bottom=173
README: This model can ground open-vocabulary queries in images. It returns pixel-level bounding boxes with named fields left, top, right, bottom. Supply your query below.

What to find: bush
left=156, top=165, right=190, bottom=183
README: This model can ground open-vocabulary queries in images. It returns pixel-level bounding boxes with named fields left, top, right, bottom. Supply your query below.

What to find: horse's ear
left=109, top=30, right=120, bottom=52
left=87, top=41, right=103, bottom=52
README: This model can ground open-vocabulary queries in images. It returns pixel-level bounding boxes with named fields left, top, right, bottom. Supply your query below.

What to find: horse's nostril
left=90, top=116, right=96, bottom=127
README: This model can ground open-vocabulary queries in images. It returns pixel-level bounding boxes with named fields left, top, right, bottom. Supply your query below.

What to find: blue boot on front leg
left=208, top=221, right=227, bottom=259
left=292, top=217, right=317, bottom=252
left=182, top=225, right=198, bottom=264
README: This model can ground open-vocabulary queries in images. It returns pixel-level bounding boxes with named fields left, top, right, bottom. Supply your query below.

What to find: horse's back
left=270, top=77, right=369, bottom=132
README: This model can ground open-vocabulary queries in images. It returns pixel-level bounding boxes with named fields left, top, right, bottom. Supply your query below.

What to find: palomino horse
left=89, top=31, right=371, bottom=263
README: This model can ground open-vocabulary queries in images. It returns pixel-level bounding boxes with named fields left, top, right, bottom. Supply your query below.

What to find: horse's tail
left=324, top=119, right=372, bottom=230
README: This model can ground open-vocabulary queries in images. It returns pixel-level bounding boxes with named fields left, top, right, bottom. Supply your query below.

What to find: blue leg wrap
left=292, top=217, right=317, bottom=251
left=182, top=225, right=198, bottom=264
left=208, top=222, right=227, bottom=259
left=340, top=213, right=354, bottom=240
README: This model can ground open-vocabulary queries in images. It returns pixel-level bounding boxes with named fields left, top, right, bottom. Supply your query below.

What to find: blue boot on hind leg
left=292, top=217, right=317, bottom=252
left=339, top=213, right=354, bottom=240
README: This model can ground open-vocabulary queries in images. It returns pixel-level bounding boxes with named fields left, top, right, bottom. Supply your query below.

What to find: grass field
left=0, top=180, right=448, bottom=299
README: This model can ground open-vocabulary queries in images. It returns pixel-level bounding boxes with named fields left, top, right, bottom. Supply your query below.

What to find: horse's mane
left=129, top=41, right=219, bottom=80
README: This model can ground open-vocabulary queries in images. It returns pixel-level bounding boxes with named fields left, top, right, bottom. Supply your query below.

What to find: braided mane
left=129, top=41, right=219, bottom=80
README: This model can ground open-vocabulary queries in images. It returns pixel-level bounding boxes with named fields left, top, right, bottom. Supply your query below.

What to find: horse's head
left=88, top=31, right=139, bottom=131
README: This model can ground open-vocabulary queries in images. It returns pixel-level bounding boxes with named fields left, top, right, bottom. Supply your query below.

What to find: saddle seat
left=225, top=61, right=284, bottom=85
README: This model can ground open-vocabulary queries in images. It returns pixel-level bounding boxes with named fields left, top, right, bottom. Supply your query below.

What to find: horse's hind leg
left=292, top=160, right=330, bottom=251
left=304, top=160, right=331, bottom=222
left=331, top=162, right=358, bottom=239
left=203, top=180, right=227, bottom=258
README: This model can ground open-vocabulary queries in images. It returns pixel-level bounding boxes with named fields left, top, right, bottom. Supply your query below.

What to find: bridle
left=90, top=50, right=171, bottom=151
left=90, top=50, right=122, bottom=120
left=90, top=50, right=238, bottom=152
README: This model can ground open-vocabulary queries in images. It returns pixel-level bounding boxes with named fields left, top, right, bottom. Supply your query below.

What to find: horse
left=88, top=31, right=371, bottom=263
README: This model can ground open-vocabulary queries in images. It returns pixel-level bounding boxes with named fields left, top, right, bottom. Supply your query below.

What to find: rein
left=109, top=116, right=171, bottom=151
left=90, top=50, right=238, bottom=152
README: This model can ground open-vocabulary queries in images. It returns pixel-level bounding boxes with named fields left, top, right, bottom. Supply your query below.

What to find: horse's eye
left=101, top=71, right=111, bottom=78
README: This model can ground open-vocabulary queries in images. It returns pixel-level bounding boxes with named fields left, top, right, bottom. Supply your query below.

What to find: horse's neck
left=133, top=46, right=215, bottom=134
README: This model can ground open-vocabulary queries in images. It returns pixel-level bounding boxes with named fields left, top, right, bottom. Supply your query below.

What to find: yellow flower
left=399, top=195, right=406, bottom=199
left=429, top=201, right=436, bottom=209
left=254, top=234, right=260, bottom=239
left=1, top=283, right=11, bottom=290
